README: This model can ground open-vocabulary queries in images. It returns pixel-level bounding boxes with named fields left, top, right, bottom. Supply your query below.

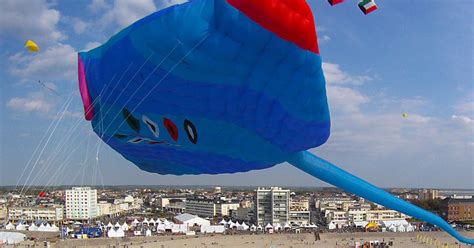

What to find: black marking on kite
left=122, top=108, right=140, bottom=133
left=114, top=133, right=128, bottom=139
left=142, top=115, right=159, bottom=137
left=184, top=119, right=198, bottom=144
left=128, top=137, right=144, bottom=144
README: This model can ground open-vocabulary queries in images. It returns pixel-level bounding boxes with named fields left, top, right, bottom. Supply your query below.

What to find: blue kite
left=78, top=0, right=473, bottom=244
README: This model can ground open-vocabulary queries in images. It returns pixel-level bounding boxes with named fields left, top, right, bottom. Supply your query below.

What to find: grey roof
left=175, top=213, right=200, bottom=222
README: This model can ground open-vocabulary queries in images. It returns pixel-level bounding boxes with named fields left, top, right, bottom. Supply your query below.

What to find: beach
left=9, top=231, right=474, bottom=248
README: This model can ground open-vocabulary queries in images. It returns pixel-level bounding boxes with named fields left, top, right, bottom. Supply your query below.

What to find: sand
left=8, top=231, right=474, bottom=248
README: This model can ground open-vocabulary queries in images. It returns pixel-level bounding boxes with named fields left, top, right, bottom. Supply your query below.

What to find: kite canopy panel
left=78, top=0, right=330, bottom=175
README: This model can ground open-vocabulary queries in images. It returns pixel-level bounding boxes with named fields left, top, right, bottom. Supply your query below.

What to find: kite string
left=25, top=112, right=87, bottom=194
left=95, top=39, right=184, bottom=140
left=39, top=61, right=127, bottom=191
left=103, top=34, right=208, bottom=143
left=37, top=85, right=110, bottom=192
left=90, top=52, right=158, bottom=132
left=24, top=87, right=105, bottom=195
left=40, top=133, right=90, bottom=191
left=19, top=95, right=74, bottom=195
left=80, top=131, right=92, bottom=186
left=14, top=95, right=73, bottom=191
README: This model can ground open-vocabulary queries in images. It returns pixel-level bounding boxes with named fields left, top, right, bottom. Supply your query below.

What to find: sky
left=0, top=0, right=472, bottom=189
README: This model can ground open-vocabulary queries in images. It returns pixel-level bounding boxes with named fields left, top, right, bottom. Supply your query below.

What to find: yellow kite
left=25, top=40, right=40, bottom=52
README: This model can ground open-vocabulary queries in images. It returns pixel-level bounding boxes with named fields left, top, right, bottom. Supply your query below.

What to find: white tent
left=157, top=223, right=165, bottom=233
left=353, top=221, right=369, bottom=228
left=241, top=222, right=249, bottom=230
left=132, top=219, right=140, bottom=226
left=235, top=221, right=242, bottom=229
left=265, top=223, right=273, bottom=231
left=107, top=228, right=117, bottom=237
left=283, top=223, right=291, bottom=230
left=227, top=220, right=235, bottom=226
left=257, top=224, right=263, bottom=231
left=309, top=223, right=318, bottom=228
left=156, top=218, right=162, bottom=224
left=328, top=222, right=337, bottom=230
left=116, top=227, right=125, bottom=237
left=149, top=218, right=156, bottom=226
left=274, top=223, right=282, bottom=231
left=0, top=232, right=27, bottom=245
left=115, top=222, right=121, bottom=228
left=142, top=218, right=149, bottom=225
left=163, top=219, right=173, bottom=230
left=15, top=223, right=26, bottom=231
left=5, top=222, right=14, bottom=230
left=174, top=213, right=210, bottom=227
left=219, top=219, right=227, bottom=225
left=201, top=225, right=225, bottom=234
left=29, top=223, right=38, bottom=231
left=38, top=223, right=47, bottom=232
left=122, top=222, right=130, bottom=231
left=382, top=220, right=408, bottom=228
left=397, top=224, right=406, bottom=232
left=51, top=224, right=59, bottom=232
left=406, top=224, right=415, bottom=232
left=108, top=227, right=125, bottom=238
left=106, top=222, right=113, bottom=228
left=171, top=224, right=188, bottom=234
left=388, top=224, right=397, bottom=232
left=250, top=224, right=256, bottom=231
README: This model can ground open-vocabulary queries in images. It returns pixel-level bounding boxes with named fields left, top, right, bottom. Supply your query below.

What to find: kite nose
left=78, top=54, right=94, bottom=121
left=227, top=0, right=320, bottom=54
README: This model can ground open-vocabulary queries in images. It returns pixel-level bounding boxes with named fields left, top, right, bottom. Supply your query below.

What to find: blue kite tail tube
left=288, top=151, right=474, bottom=245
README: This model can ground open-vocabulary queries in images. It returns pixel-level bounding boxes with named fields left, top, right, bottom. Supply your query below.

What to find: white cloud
left=95, top=0, right=188, bottom=30
left=9, top=43, right=77, bottom=82
left=316, top=62, right=472, bottom=188
left=155, top=0, right=188, bottom=11
left=454, top=101, right=474, bottom=116
left=452, top=115, right=474, bottom=125
left=88, top=0, right=109, bottom=13
left=322, top=62, right=373, bottom=85
left=0, top=0, right=66, bottom=44
left=7, top=96, right=52, bottom=113
left=327, top=85, right=369, bottom=113
left=72, top=18, right=89, bottom=34
left=84, top=41, right=102, bottom=51
left=101, top=0, right=157, bottom=28
left=318, top=35, right=331, bottom=44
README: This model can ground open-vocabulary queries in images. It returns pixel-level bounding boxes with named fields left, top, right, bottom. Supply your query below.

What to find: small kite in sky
left=25, top=39, right=40, bottom=53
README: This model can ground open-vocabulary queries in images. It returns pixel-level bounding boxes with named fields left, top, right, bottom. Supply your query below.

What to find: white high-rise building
left=255, top=187, right=290, bottom=225
left=65, top=187, right=97, bottom=220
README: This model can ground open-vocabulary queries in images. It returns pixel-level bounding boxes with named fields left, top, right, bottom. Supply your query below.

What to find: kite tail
left=289, top=151, right=474, bottom=245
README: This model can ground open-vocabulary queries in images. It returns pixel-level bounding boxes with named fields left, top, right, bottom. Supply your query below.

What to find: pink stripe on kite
left=78, top=55, right=94, bottom=121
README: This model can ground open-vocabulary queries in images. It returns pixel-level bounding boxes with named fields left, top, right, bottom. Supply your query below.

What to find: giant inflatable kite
left=78, top=0, right=473, bottom=244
